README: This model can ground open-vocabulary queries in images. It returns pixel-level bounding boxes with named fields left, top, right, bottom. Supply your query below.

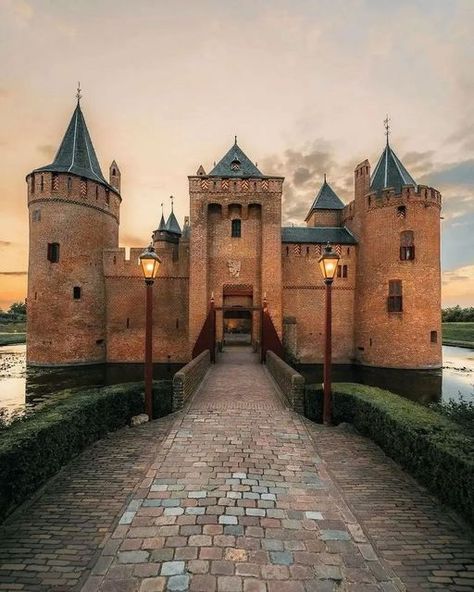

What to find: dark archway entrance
left=223, top=307, right=252, bottom=345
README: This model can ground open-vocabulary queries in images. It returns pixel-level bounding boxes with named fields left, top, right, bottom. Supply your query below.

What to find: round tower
left=26, top=95, right=121, bottom=366
left=353, top=138, right=442, bottom=369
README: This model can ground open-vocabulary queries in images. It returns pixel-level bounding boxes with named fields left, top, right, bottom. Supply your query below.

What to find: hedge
left=305, top=383, right=474, bottom=526
left=0, top=380, right=172, bottom=523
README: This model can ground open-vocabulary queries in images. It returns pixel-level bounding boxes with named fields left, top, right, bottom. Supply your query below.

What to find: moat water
left=0, top=344, right=473, bottom=415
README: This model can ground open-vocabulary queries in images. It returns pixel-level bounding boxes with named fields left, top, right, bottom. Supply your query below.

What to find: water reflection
left=0, top=344, right=182, bottom=414
left=1, top=344, right=473, bottom=414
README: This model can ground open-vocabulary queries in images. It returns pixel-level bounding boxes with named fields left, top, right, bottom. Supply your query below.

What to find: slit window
left=40, top=175, right=44, bottom=192
left=388, top=280, right=403, bottom=312
left=126, top=318, right=130, bottom=328
left=73, top=286, right=81, bottom=300
left=231, top=219, right=241, bottom=238
left=400, top=230, right=415, bottom=261
left=47, top=242, right=60, bottom=263
left=67, top=177, right=72, bottom=192
left=430, top=330, right=438, bottom=343
left=105, top=189, right=110, bottom=205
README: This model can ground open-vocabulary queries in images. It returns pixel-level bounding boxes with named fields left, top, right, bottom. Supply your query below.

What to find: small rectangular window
left=400, top=246, right=415, bottom=261
left=430, top=330, right=438, bottom=343
left=73, top=286, right=81, bottom=300
left=32, top=209, right=41, bottom=222
left=388, top=280, right=402, bottom=312
left=337, top=265, right=342, bottom=278
left=342, top=265, right=348, bottom=278
left=231, top=219, right=241, bottom=238
left=47, top=242, right=60, bottom=263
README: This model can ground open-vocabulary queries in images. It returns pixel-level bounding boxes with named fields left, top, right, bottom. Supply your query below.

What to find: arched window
left=231, top=219, right=241, bottom=238
left=400, top=230, right=415, bottom=261
left=388, top=280, right=403, bottom=312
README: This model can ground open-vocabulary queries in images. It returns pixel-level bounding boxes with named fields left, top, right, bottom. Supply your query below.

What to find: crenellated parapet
left=27, top=171, right=121, bottom=222
left=366, top=184, right=441, bottom=211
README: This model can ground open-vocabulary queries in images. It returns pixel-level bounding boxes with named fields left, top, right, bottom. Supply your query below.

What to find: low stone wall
left=265, top=351, right=305, bottom=413
left=172, top=350, right=211, bottom=411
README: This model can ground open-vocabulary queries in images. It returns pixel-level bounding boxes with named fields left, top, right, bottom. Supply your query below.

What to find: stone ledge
left=265, top=350, right=305, bottom=413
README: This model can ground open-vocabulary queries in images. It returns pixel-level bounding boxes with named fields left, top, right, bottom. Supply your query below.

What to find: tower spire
left=76, top=81, right=82, bottom=104
left=384, top=114, right=390, bottom=145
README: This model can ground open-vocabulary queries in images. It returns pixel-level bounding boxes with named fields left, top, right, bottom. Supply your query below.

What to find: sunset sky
left=1, top=0, right=473, bottom=310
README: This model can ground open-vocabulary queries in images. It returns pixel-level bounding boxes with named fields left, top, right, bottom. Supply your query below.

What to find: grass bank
left=305, top=383, right=474, bottom=526
left=442, top=322, right=474, bottom=348
left=0, top=380, right=172, bottom=523
left=0, top=321, right=27, bottom=346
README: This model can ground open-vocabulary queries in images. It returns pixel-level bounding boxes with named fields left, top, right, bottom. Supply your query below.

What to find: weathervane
left=170, top=195, right=174, bottom=212
left=76, top=81, right=82, bottom=103
left=384, top=114, right=391, bottom=144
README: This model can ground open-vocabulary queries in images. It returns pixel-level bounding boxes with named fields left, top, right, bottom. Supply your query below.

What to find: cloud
left=0, top=271, right=27, bottom=276
left=0, top=88, right=11, bottom=100
left=401, top=150, right=434, bottom=177
left=421, top=159, right=474, bottom=188
left=37, top=144, right=56, bottom=158
left=10, top=0, right=34, bottom=21
left=262, top=141, right=349, bottom=225
left=442, top=264, right=474, bottom=306
left=446, top=123, right=474, bottom=153
left=0, top=241, right=12, bottom=248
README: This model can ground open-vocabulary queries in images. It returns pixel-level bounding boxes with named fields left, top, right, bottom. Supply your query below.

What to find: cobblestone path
left=0, top=415, right=174, bottom=591
left=84, top=349, right=404, bottom=592
left=2, top=348, right=473, bottom=592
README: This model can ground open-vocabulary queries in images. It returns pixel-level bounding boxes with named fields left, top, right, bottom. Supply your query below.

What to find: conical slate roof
left=34, top=101, right=113, bottom=190
left=209, top=141, right=263, bottom=177
left=370, top=142, right=416, bottom=194
left=157, top=213, right=166, bottom=231
left=305, top=178, right=344, bottom=220
left=165, top=211, right=182, bottom=235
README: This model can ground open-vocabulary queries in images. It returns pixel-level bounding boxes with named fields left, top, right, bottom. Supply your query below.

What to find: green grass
left=0, top=333, right=26, bottom=346
left=442, top=322, right=474, bottom=347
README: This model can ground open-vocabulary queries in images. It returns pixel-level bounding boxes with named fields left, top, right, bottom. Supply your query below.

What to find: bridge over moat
left=0, top=348, right=473, bottom=591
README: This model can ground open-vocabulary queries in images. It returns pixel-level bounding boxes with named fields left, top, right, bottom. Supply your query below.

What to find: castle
left=26, top=98, right=442, bottom=369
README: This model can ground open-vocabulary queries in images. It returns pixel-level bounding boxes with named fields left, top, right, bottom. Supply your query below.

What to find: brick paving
left=306, top=424, right=474, bottom=591
left=84, top=349, right=404, bottom=592
left=2, top=347, right=473, bottom=592
left=0, top=415, right=174, bottom=591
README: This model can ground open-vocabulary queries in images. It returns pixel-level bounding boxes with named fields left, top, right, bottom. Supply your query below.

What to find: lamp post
left=139, top=244, right=162, bottom=420
left=318, top=242, right=340, bottom=425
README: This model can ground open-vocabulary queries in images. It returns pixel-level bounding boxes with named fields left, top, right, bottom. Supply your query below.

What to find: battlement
left=188, top=176, right=283, bottom=194
left=27, top=171, right=121, bottom=221
left=366, top=184, right=441, bottom=211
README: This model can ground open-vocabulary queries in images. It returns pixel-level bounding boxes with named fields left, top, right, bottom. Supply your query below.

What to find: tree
left=8, top=301, right=26, bottom=316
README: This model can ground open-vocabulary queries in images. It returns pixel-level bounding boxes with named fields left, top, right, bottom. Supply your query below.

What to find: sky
left=0, top=0, right=473, bottom=309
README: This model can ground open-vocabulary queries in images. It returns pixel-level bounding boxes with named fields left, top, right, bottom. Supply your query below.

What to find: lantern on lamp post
left=139, top=243, right=162, bottom=420
left=318, top=242, right=340, bottom=425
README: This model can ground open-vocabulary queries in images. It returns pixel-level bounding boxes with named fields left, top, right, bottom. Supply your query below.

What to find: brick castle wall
left=26, top=171, right=120, bottom=365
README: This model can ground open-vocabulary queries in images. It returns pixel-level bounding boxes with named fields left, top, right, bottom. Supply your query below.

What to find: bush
left=305, top=383, right=474, bottom=526
left=431, top=397, right=474, bottom=439
left=0, top=380, right=172, bottom=522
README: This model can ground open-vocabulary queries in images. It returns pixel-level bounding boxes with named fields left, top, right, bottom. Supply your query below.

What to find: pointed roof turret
left=165, top=196, right=181, bottom=235
left=165, top=211, right=182, bottom=235
left=209, top=139, right=263, bottom=177
left=370, top=119, right=416, bottom=194
left=305, top=176, right=345, bottom=221
left=33, top=94, right=114, bottom=191
left=157, top=203, right=166, bottom=231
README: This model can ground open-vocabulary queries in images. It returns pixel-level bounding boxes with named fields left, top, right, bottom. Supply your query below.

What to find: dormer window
left=230, top=158, right=241, bottom=172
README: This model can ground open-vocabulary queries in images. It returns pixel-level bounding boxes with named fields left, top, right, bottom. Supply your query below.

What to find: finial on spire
left=170, top=195, right=174, bottom=212
left=234, top=135, right=237, bottom=145
left=161, top=202, right=163, bottom=214
left=384, top=114, right=391, bottom=145
left=324, top=173, right=327, bottom=183
left=76, top=81, right=82, bottom=104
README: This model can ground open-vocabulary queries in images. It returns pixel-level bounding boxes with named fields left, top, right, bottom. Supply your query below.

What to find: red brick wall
left=350, top=183, right=442, bottom=369
left=282, top=244, right=356, bottom=363
left=306, top=209, right=341, bottom=227
left=104, top=246, right=189, bottom=363
left=188, top=177, right=283, bottom=352
left=26, top=171, right=120, bottom=366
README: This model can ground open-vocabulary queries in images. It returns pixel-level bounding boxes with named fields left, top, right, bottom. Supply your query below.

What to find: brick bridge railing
left=172, top=350, right=211, bottom=411
left=265, top=350, right=305, bottom=414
